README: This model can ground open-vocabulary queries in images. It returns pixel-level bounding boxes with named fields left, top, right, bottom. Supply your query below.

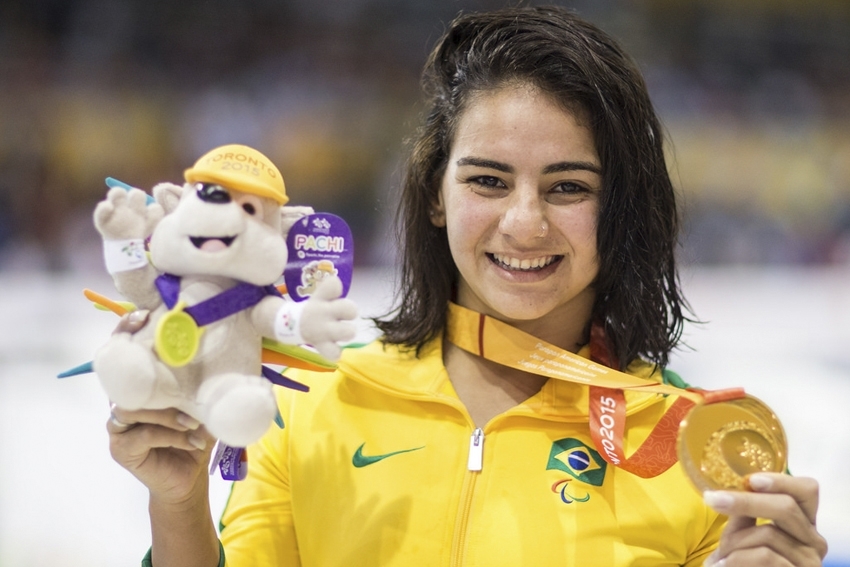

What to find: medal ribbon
left=445, top=302, right=744, bottom=478
left=156, top=273, right=281, bottom=326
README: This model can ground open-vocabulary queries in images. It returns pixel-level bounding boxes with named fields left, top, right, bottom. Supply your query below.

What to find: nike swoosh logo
left=352, top=443, right=424, bottom=468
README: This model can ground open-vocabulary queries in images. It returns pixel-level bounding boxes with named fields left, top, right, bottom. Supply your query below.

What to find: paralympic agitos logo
left=546, top=438, right=607, bottom=504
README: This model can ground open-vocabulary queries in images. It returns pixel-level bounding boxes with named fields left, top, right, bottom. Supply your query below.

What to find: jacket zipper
left=467, top=428, right=484, bottom=471
left=450, top=428, right=484, bottom=567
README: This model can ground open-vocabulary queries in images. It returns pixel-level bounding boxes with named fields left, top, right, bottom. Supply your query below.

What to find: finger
left=748, top=473, right=820, bottom=525
left=108, top=405, right=201, bottom=433
left=315, top=342, right=342, bottom=362
left=110, top=424, right=211, bottom=464
left=717, top=546, right=795, bottom=567
left=718, top=512, right=756, bottom=537
left=107, top=186, right=129, bottom=203
left=107, top=403, right=136, bottom=434
left=145, top=203, right=164, bottom=233
left=704, top=489, right=821, bottom=551
left=330, top=298, right=358, bottom=321
left=93, top=200, right=115, bottom=223
left=714, top=521, right=826, bottom=567
left=112, top=309, right=150, bottom=335
left=313, top=276, right=343, bottom=301
left=328, top=320, right=357, bottom=342
left=127, top=188, right=149, bottom=212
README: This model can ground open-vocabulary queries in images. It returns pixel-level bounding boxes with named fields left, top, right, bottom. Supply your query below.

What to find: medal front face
left=677, top=395, right=787, bottom=492
left=155, top=301, right=203, bottom=367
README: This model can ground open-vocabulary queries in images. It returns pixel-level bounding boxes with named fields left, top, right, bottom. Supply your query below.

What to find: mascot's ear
left=280, top=205, right=315, bottom=237
left=152, top=182, right=186, bottom=214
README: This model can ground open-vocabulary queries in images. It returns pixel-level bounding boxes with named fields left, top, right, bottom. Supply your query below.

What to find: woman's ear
left=429, top=192, right=446, bottom=227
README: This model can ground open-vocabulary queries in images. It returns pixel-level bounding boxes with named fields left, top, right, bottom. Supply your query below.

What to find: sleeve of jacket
left=683, top=509, right=725, bottom=567
left=219, top=385, right=302, bottom=566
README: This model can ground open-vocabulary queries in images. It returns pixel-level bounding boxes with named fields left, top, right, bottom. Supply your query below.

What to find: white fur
left=92, top=183, right=357, bottom=447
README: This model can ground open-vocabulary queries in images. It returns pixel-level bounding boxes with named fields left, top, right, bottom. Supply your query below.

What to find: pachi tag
left=284, top=213, right=354, bottom=301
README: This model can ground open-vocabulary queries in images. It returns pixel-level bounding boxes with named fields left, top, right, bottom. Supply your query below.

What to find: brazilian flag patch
left=546, top=438, right=608, bottom=486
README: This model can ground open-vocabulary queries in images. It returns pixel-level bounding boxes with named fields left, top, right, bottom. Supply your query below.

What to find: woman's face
left=433, top=84, right=601, bottom=329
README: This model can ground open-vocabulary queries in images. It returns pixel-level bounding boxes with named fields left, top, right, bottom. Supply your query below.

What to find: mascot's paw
left=94, top=186, right=164, bottom=240
left=94, top=334, right=157, bottom=410
left=299, top=276, right=358, bottom=361
left=197, top=373, right=276, bottom=447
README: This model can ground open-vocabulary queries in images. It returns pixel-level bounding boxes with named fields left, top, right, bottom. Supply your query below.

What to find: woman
left=109, top=6, right=827, bottom=566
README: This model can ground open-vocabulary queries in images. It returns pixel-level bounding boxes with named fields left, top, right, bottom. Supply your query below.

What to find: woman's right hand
left=106, top=309, right=216, bottom=504
left=108, top=405, right=215, bottom=504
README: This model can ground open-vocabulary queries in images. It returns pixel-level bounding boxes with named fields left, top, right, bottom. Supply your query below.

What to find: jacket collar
left=337, top=336, right=667, bottom=421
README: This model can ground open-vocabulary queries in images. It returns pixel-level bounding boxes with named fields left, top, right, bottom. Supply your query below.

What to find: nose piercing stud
left=537, top=222, right=548, bottom=238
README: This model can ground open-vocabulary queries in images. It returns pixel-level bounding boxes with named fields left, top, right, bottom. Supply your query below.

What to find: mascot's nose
left=196, top=183, right=232, bottom=204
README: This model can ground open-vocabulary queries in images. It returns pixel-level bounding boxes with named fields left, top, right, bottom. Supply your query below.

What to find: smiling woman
left=103, top=6, right=827, bottom=567
left=380, top=13, right=687, bottom=375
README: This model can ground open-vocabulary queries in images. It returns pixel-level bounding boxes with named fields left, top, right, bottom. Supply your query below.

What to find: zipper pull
left=467, top=427, right=484, bottom=471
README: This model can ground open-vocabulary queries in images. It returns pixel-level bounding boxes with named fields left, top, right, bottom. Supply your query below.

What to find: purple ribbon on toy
left=155, top=273, right=280, bottom=326
left=155, top=274, right=311, bottom=394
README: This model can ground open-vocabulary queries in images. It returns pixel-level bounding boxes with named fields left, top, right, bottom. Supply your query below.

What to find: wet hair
left=375, top=5, right=691, bottom=369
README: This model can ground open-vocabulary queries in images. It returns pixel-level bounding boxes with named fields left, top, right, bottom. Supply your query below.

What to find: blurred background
left=1, top=0, right=848, bottom=565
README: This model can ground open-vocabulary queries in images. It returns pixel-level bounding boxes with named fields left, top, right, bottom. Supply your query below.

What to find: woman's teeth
left=491, top=253, right=557, bottom=271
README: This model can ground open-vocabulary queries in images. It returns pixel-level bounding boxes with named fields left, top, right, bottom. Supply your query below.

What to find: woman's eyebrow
left=456, top=156, right=512, bottom=173
left=542, top=161, right=602, bottom=175
left=456, top=156, right=601, bottom=176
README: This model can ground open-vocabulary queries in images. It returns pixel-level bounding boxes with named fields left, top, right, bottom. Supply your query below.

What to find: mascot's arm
left=93, top=186, right=165, bottom=310
left=111, top=266, right=162, bottom=311
left=251, top=278, right=357, bottom=362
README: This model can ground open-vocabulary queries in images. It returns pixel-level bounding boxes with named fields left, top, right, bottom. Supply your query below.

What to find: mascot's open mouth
left=190, top=236, right=237, bottom=252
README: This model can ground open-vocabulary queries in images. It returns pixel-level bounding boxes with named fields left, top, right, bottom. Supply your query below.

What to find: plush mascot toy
left=91, top=144, right=357, bottom=448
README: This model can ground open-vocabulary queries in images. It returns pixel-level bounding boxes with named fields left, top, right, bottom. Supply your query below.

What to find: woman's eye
left=469, top=176, right=504, bottom=188
left=552, top=182, right=587, bottom=194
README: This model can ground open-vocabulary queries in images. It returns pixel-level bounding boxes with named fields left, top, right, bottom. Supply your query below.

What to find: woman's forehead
left=449, top=84, right=599, bottom=166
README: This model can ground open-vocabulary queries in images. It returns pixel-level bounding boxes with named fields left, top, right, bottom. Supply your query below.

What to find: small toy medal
left=283, top=213, right=354, bottom=301
left=677, top=394, right=787, bottom=492
left=154, top=300, right=204, bottom=367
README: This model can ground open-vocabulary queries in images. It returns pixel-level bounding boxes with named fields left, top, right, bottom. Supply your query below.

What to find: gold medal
left=155, top=301, right=203, bottom=367
left=677, top=394, right=787, bottom=492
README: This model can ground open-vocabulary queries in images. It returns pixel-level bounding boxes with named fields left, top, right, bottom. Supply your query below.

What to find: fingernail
left=703, top=490, right=734, bottom=512
left=176, top=412, right=200, bottom=430
left=128, top=309, right=149, bottom=324
left=188, top=433, right=207, bottom=450
left=747, top=473, right=772, bottom=491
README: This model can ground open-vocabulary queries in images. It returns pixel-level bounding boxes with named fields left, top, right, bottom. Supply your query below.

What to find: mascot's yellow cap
left=184, top=144, right=288, bottom=205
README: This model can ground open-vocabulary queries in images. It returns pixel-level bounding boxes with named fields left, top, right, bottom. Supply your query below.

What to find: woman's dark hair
left=375, top=5, right=691, bottom=369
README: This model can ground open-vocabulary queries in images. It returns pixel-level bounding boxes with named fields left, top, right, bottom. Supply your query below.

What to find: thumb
left=311, top=276, right=343, bottom=302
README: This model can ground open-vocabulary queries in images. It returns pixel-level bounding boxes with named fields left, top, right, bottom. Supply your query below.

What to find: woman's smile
left=488, top=253, right=562, bottom=272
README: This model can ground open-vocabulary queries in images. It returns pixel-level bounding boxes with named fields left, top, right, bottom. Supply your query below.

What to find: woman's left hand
left=704, top=473, right=828, bottom=566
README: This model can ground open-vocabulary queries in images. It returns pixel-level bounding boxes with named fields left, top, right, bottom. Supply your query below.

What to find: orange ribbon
left=445, top=302, right=744, bottom=478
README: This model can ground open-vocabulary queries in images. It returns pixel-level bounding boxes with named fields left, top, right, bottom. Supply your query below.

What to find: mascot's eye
left=235, top=195, right=264, bottom=217
left=196, top=183, right=231, bottom=204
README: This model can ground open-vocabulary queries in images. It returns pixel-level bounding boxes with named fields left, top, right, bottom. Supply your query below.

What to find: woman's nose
left=498, top=191, right=547, bottom=242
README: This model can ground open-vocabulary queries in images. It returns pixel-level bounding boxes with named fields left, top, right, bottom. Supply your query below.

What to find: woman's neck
left=442, top=306, right=591, bottom=428
left=443, top=338, right=549, bottom=428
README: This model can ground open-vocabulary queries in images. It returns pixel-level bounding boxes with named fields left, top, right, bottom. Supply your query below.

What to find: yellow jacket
left=219, top=336, right=724, bottom=566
